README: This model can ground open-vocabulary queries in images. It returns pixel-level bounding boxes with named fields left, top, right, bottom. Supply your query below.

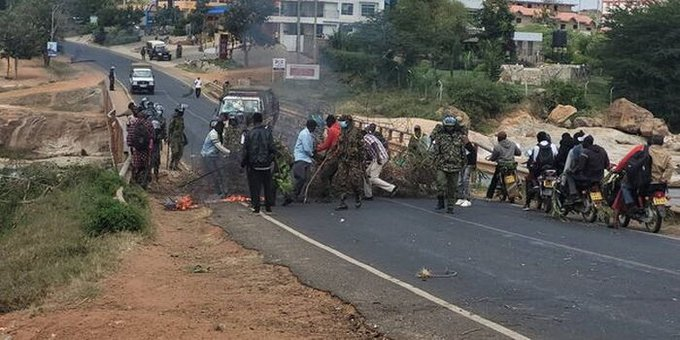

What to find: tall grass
left=0, top=165, right=150, bottom=312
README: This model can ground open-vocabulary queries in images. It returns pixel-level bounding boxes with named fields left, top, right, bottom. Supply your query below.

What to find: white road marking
left=390, top=200, right=680, bottom=277
left=253, top=208, right=531, bottom=340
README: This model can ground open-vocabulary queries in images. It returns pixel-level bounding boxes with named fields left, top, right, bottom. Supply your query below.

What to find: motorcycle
left=537, top=169, right=558, bottom=213
left=552, top=177, right=605, bottom=223
left=492, top=162, right=522, bottom=203
left=617, top=183, right=668, bottom=233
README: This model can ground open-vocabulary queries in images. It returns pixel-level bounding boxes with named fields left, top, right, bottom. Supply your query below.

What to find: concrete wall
left=499, top=64, right=588, bottom=85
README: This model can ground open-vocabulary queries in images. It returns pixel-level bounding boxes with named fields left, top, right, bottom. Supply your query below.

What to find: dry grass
left=0, top=166, right=150, bottom=313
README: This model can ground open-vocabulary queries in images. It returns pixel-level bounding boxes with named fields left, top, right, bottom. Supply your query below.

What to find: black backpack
left=535, top=144, right=555, bottom=169
left=133, top=121, right=151, bottom=151
left=246, top=127, right=274, bottom=168
left=625, top=146, right=652, bottom=190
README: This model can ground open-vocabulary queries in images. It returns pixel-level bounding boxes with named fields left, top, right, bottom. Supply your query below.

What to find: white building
left=267, top=0, right=385, bottom=52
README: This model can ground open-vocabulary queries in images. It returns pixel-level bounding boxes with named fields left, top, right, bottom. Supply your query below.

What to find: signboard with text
left=285, top=64, right=320, bottom=80
left=272, top=58, right=286, bottom=70
left=47, top=42, right=58, bottom=57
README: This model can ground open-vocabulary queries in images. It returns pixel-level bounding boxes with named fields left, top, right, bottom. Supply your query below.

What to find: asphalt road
left=64, top=42, right=680, bottom=339
left=63, top=41, right=220, bottom=171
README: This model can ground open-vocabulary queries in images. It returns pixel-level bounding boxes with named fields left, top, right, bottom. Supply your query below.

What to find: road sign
left=272, top=58, right=286, bottom=71
left=285, top=64, right=320, bottom=80
left=47, top=42, right=58, bottom=57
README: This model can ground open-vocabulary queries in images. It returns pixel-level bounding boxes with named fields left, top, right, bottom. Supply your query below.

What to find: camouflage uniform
left=335, top=123, right=366, bottom=208
left=167, top=114, right=186, bottom=170
left=431, top=125, right=466, bottom=212
left=223, top=126, right=243, bottom=154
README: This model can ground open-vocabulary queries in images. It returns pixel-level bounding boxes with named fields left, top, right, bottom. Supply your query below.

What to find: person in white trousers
left=362, top=130, right=397, bottom=199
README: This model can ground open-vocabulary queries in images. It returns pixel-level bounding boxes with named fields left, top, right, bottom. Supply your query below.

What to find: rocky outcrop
left=606, top=98, right=669, bottom=136
left=547, top=105, right=577, bottom=126
left=573, top=117, right=603, bottom=128
left=436, top=106, right=470, bottom=127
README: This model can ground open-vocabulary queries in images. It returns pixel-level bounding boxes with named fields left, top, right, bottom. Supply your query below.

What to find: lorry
left=217, top=86, right=279, bottom=127
left=129, top=63, right=155, bottom=94
left=146, top=40, right=171, bottom=61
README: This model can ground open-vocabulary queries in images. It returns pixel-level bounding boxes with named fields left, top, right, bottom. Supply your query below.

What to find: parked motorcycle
left=492, top=162, right=522, bottom=203
left=552, top=177, right=605, bottom=223
left=617, top=183, right=668, bottom=233
left=537, top=169, right=558, bottom=213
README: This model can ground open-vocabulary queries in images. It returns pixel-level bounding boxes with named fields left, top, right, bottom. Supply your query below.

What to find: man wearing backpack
left=524, top=131, right=558, bottom=210
left=566, top=135, right=610, bottom=200
left=241, top=113, right=276, bottom=214
left=610, top=135, right=673, bottom=227
left=127, top=109, right=154, bottom=189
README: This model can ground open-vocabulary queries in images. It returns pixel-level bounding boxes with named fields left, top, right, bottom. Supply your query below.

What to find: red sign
left=285, top=64, right=320, bottom=80
left=219, top=34, right=229, bottom=60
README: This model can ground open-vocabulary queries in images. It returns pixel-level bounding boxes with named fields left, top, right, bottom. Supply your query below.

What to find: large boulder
left=573, top=116, right=603, bottom=128
left=436, top=106, right=470, bottom=128
left=606, top=98, right=669, bottom=136
left=547, top=105, right=577, bottom=125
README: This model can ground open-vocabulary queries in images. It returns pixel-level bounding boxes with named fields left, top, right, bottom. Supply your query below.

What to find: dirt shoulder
left=0, top=199, right=382, bottom=340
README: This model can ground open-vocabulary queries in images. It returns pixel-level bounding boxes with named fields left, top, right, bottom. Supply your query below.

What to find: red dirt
left=0, top=201, right=382, bottom=340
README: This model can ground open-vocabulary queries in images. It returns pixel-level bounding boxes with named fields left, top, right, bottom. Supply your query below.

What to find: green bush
left=86, top=196, right=147, bottom=235
left=445, top=75, right=522, bottom=125
left=172, top=25, right=186, bottom=36
left=540, top=80, right=588, bottom=114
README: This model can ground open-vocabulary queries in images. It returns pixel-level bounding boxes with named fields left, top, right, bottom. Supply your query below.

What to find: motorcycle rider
left=565, top=135, right=610, bottom=202
left=610, top=135, right=673, bottom=228
left=485, top=131, right=522, bottom=200
left=524, top=131, right=558, bottom=210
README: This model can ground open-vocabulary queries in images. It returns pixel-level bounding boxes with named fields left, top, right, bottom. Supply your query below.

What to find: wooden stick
left=303, top=155, right=330, bottom=204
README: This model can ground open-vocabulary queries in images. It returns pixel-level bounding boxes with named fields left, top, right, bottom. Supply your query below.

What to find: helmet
left=442, top=115, right=457, bottom=127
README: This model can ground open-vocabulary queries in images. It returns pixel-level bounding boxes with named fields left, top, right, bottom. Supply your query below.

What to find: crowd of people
left=124, top=100, right=674, bottom=228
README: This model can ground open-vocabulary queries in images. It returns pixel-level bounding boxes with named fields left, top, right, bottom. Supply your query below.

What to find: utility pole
left=295, top=0, right=301, bottom=63
left=313, top=0, right=318, bottom=62
left=48, top=3, right=62, bottom=66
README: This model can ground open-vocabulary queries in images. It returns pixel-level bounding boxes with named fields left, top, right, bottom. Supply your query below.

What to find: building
left=267, top=0, right=385, bottom=52
left=509, top=1, right=596, bottom=33
left=514, top=31, right=543, bottom=65
left=154, top=0, right=230, bottom=11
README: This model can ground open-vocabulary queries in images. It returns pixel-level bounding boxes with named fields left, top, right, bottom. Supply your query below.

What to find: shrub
left=532, top=80, right=588, bottom=116
left=445, top=74, right=522, bottom=125
left=85, top=196, right=147, bottom=235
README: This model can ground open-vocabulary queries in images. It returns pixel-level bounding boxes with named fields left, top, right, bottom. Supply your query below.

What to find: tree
left=187, top=0, right=209, bottom=36
left=0, top=8, right=42, bottom=78
left=599, top=1, right=680, bottom=130
left=478, top=0, right=516, bottom=61
left=479, top=39, right=503, bottom=80
left=389, top=0, right=469, bottom=68
left=222, top=0, right=276, bottom=67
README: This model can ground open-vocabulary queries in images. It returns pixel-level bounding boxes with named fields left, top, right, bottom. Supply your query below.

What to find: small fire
left=223, top=195, right=251, bottom=203
left=176, top=195, right=198, bottom=210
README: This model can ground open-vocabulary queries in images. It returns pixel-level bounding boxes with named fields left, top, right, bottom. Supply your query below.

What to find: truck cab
left=218, top=86, right=279, bottom=126
left=146, top=40, right=171, bottom=61
left=129, top=63, right=155, bottom=94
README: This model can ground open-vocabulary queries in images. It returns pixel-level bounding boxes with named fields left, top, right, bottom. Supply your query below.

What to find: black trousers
left=486, top=166, right=502, bottom=199
left=248, top=168, right=274, bottom=209
left=109, top=77, right=115, bottom=90
left=195, top=88, right=201, bottom=98
left=319, top=160, right=338, bottom=198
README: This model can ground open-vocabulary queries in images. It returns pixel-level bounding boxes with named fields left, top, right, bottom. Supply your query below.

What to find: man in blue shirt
left=284, top=119, right=318, bottom=206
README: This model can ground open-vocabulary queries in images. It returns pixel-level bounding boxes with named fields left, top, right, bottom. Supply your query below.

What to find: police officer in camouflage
left=223, top=117, right=244, bottom=155
left=167, top=104, right=187, bottom=170
left=334, top=115, right=366, bottom=211
left=431, top=115, right=466, bottom=214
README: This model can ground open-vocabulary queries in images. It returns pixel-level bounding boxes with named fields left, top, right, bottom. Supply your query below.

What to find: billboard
left=285, top=64, right=320, bottom=80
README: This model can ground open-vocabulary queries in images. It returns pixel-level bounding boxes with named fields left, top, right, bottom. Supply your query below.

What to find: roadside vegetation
left=0, top=164, right=150, bottom=313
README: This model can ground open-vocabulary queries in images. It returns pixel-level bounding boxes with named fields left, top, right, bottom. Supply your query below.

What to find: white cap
left=577, top=134, right=590, bottom=142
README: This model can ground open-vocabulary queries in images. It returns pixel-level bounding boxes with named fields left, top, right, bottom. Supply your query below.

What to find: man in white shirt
left=193, top=77, right=202, bottom=98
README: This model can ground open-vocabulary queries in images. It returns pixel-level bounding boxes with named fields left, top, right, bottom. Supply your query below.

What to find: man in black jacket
left=241, top=113, right=276, bottom=213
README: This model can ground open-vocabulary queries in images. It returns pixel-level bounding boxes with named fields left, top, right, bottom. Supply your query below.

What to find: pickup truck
left=129, top=63, right=155, bottom=94
left=146, top=40, right=172, bottom=61
left=218, top=86, right=279, bottom=127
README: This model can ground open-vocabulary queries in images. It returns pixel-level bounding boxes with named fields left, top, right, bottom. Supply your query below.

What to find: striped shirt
left=363, top=133, right=389, bottom=164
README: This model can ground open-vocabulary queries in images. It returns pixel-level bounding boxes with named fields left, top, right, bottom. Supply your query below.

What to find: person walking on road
left=431, top=116, right=466, bottom=214
left=334, top=115, right=366, bottom=211
left=241, top=113, right=276, bottom=214
left=316, top=114, right=342, bottom=202
left=362, top=128, right=397, bottom=200
left=168, top=104, right=187, bottom=170
left=127, top=109, right=154, bottom=189
left=201, top=119, right=231, bottom=198
left=456, top=136, right=477, bottom=208
left=108, top=66, right=115, bottom=91
left=193, top=77, right=202, bottom=98
left=140, top=46, right=146, bottom=60
left=284, top=119, right=318, bottom=206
